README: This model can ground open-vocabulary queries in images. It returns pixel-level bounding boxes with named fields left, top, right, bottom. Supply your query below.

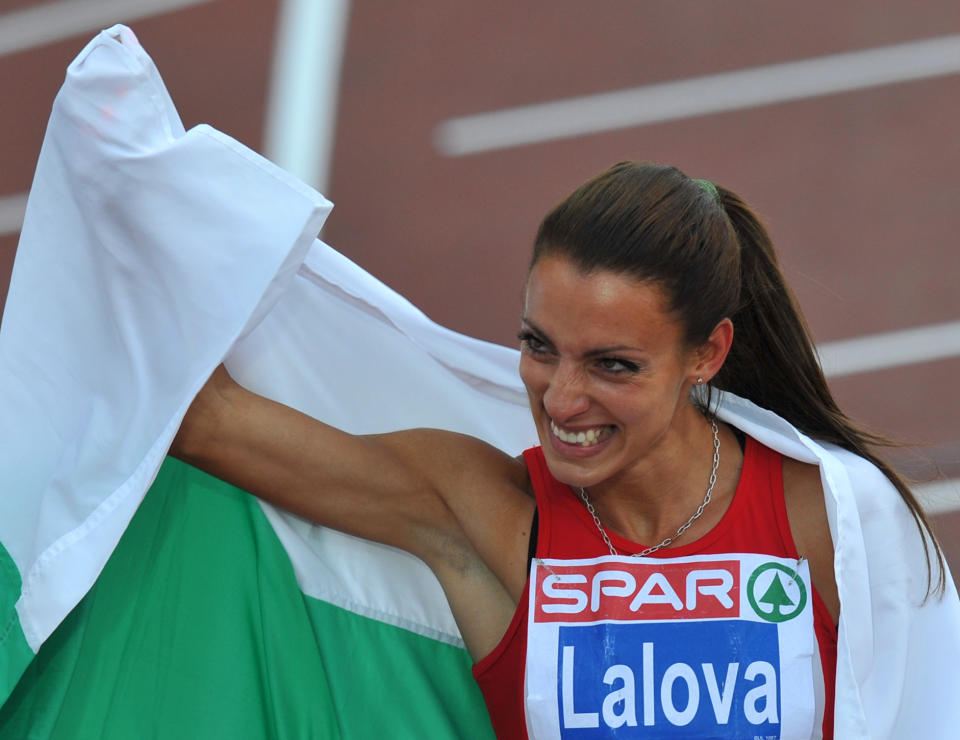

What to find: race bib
left=525, top=553, right=817, bottom=739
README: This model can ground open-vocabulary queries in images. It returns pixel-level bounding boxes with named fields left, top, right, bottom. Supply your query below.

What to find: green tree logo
left=747, top=563, right=807, bottom=622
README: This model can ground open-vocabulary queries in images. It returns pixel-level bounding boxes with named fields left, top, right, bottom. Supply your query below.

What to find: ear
left=688, top=318, right=734, bottom=384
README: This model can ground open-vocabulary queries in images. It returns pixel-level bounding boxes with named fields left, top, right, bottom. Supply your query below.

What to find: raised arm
left=171, top=366, right=534, bottom=656
left=173, top=366, right=526, bottom=555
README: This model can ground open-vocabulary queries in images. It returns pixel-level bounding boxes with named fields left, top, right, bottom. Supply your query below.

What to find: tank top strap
left=735, top=435, right=799, bottom=558
left=522, top=446, right=570, bottom=559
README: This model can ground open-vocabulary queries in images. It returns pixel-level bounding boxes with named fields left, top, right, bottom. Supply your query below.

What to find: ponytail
left=714, top=187, right=946, bottom=596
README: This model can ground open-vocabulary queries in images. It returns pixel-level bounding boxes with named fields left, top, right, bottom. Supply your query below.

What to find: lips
left=550, top=419, right=615, bottom=447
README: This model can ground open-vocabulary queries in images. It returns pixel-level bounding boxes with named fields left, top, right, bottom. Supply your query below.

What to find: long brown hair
left=532, top=161, right=945, bottom=594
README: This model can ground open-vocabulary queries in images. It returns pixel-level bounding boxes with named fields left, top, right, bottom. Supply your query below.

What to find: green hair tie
left=693, top=178, right=719, bottom=202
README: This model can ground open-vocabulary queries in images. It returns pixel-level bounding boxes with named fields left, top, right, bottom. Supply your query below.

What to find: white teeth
left=551, top=420, right=610, bottom=447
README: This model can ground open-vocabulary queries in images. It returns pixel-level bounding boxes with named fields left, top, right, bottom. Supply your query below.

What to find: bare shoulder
left=782, top=457, right=840, bottom=623
left=368, top=427, right=532, bottom=524
left=372, top=428, right=535, bottom=585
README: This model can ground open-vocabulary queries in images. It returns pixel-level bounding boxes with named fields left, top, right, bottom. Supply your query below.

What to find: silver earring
left=696, top=377, right=704, bottom=385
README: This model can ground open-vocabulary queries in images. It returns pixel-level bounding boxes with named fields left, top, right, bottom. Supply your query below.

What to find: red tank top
left=473, top=436, right=837, bottom=739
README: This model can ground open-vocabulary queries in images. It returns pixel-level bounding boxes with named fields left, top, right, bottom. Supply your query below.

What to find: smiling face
left=520, top=255, right=710, bottom=491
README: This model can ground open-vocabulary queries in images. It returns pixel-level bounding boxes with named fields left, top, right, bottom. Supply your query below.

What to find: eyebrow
left=521, top=318, right=645, bottom=357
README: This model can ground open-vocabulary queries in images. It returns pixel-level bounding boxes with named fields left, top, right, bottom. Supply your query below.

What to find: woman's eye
left=598, top=357, right=639, bottom=374
left=518, top=331, right=547, bottom=354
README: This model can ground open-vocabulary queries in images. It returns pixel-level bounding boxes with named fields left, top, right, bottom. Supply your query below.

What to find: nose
left=542, top=361, right=590, bottom=421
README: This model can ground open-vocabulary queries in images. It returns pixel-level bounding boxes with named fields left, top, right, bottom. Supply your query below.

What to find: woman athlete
left=173, top=161, right=947, bottom=738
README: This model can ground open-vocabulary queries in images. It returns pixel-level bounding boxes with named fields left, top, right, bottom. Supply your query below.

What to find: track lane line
left=917, top=478, right=960, bottom=516
left=263, top=0, right=351, bottom=191
left=0, top=193, right=28, bottom=237
left=819, top=320, right=960, bottom=378
left=0, top=0, right=213, bottom=58
left=435, top=34, right=960, bottom=156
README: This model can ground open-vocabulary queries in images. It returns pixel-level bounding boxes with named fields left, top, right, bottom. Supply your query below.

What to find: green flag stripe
left=0, top=458, right=493, bottom=739
left=0, top=542, right=31, bottom=708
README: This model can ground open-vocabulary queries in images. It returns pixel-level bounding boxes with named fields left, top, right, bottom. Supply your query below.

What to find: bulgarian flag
left=0, top=26, right=535, bottom=737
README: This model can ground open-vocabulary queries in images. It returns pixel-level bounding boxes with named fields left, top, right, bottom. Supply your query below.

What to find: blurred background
left=1, top=0, right=958, bottom=580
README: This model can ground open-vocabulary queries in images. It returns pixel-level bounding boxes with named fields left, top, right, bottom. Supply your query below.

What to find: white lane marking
left=0, top=0, right=212, bottom=58
left=0, top=193, right=28, bottom=236
left=435, top=34, right=960, bottom=156
left=818, top=320, right=960, bottom=378
left=917, top=478, right=960, bottom=516
left=263, top=0, right=350, bottom=192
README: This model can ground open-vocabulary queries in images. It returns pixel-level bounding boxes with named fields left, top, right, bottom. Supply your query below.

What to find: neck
left=586, top=409, right=742, bottom=547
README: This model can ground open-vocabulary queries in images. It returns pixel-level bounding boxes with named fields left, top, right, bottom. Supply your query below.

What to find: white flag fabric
left=0, top=24, right=330, bottom=655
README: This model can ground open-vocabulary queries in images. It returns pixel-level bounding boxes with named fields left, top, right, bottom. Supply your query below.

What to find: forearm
left=169, top=366, right=448, bottom=548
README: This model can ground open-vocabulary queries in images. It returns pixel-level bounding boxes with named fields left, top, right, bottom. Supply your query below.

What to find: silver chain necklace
left=578, top=419, right=720, bottom=557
